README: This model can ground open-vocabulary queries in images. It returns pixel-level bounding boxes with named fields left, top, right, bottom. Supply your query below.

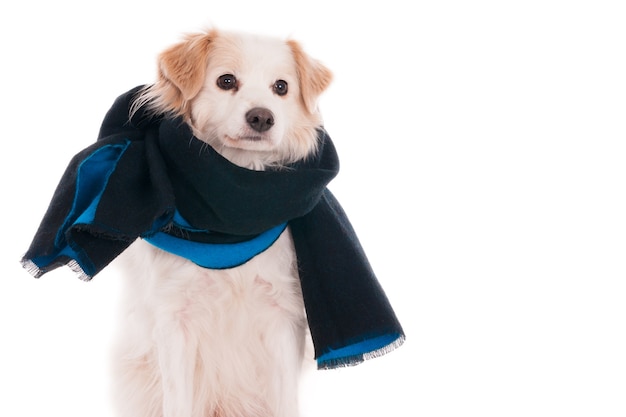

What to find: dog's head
left=136, top=29, right=332, bottom=169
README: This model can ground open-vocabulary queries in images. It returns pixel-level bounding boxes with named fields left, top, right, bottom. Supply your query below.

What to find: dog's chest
left=120, top=228, right=304, bottom=322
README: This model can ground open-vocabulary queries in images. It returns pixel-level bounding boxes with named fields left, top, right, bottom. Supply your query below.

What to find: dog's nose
left=246, top=107, right=275, bottom=133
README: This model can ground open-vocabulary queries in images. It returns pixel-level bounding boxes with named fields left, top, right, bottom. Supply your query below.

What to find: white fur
left=112, top=30, right=331, bottom=417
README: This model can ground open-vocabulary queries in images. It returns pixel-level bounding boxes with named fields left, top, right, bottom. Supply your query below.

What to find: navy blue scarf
left=21, top=86, right=404, bottom=369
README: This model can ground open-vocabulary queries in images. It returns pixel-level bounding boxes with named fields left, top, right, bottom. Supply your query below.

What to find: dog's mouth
left=223, top=134, right=272, bottom=150
left=225, top=134, right=268, bottom=142
left=238, top=135, right=265, bottom=142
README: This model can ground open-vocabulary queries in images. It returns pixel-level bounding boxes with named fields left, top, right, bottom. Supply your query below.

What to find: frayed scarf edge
left=318, top=334, right=406, bottom=370
left=20, top=258, right=44, bottom=279
left=20, top=257, right=93, bottom=282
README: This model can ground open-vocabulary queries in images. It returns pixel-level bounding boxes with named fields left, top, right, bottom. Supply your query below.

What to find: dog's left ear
left=287, top=40, right=333, bottom=114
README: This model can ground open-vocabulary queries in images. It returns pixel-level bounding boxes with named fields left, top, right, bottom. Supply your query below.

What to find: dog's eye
left=273, top=80, right=288, bottom=96
left=217, top=74, right=238, bottom=91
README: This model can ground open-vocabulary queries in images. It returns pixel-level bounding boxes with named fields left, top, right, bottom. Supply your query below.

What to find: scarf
left=21, top=86, right=405, bottom=369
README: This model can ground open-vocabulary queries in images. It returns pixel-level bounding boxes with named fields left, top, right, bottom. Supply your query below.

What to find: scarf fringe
left=66, top=259, right=94, bottom=282
left=362, top=334, right=406, bottom=361
left=318, top=334, right=406, bottom=370
left=20, top=257, right=93, bottom=282
left=20, top=257, right=44, bottom=279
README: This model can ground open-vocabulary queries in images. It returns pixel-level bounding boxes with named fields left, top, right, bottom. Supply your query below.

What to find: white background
left=1, top=1, right=625, bottom=416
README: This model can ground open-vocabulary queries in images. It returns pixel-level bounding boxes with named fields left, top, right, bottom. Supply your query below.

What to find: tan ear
left=287, top=40, right=333, bottom=114
left=157, top=31, right=215, bottom=110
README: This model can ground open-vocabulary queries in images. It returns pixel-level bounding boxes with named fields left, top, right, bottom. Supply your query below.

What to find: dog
left=111, top=29, right=332, bottom=417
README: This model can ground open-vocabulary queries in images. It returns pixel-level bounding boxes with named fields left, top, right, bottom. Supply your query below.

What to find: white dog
left=112, top=29, right=332, bottom=417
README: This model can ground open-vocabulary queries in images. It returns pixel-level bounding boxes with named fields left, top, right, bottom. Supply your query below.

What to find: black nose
left=246, top=107, right=275, bottom=133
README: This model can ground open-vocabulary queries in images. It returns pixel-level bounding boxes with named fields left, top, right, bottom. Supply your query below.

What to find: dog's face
left=141, top=30, right=332, bottom=169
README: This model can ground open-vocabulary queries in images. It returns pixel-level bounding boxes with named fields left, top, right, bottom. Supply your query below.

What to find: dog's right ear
left=156, top=31, right=215, bottom=114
